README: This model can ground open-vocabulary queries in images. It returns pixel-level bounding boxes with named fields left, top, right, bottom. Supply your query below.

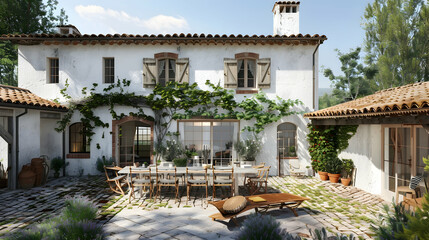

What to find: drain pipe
left=312, top=40, right=321, bottom=110
left=15, top=108, right=28, bottom=189
left=62, top=131, right=65, bottom=177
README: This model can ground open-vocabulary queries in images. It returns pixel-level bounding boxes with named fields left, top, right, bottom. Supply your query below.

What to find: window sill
left=280, top=157, right=299, bottom=159
left=67, top=153, right=90, bottom=159
left=235, top=89, right=258, bottom=94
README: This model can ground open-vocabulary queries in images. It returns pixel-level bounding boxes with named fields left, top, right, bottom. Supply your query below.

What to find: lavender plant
left=235, top=213, right=300, bottom=240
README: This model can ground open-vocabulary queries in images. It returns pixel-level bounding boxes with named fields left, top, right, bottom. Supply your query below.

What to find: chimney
left=56, top=25, right=81, bottom=35
left=273, top=1, right=300, bottom=36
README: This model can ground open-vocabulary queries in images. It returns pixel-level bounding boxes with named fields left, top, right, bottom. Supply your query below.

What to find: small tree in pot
left=326, top=157, right=342, bottom=183
left=51, top=157, right=68, bottom=178
left=341, top=158, right=354, bottom=186
left=234, top=134, right=262, bottom=164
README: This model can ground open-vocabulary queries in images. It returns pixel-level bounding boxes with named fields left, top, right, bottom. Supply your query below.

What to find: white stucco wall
left=17, top=43, right=319, bottom=176
left=339, top=125, right=383, bottom=197
left=17, top=109, right=41, bottom=171
left=0, top=137, right=7, bottom=173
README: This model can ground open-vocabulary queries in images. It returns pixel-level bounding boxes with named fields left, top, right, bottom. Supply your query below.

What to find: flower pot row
left=318, top=171, right=351, bottom=186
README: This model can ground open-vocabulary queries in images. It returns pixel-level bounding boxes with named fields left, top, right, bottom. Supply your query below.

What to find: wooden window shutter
left=224, top=58, right=238, bottom=88
left=143, top=58, right=157, bottom=88
left=175, top=58, right=189, bottom=84
left=257, top=58, right=271, bottom=89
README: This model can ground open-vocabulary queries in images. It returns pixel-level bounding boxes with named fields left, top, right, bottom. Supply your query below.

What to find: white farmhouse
left=0, top=1, right=326, bottom=188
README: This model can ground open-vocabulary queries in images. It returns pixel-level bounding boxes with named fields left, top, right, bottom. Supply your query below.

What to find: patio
left=0, top=175, right=386, bottom=239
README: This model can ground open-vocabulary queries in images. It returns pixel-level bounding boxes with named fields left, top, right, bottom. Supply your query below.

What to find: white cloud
left=74, top=5, right=189, bottom=34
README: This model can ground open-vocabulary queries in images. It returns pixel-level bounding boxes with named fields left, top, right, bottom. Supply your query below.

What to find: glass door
left=119, top=121, right=151, bottom=166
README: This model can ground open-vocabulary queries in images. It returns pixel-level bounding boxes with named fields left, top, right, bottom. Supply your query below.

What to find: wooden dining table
left=118, top=166, right=259, bottom=196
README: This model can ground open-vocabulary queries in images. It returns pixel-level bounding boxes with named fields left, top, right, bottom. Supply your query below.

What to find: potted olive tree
left=326, top=157, right=343, bottom=183
left=234, top=135, right=262, bottom=166
left=341, top=159, right=354, bottom=186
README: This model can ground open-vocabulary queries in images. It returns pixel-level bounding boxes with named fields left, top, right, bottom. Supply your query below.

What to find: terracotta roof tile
left=0, top=85, right=67, bottom=111
left=0, top=33, right=327, bottom=46
left=304, top=82, right=429, bottom=119
left=275, top=1, right=300, bottom=5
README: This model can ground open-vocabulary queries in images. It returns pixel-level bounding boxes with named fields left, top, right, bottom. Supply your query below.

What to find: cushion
left=223, top=196, right=247, bottom=214
left=410, top=175, right=423, bottom=190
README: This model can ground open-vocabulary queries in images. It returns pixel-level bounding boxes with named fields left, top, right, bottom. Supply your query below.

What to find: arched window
left=277, top=123, right=297, bottom=158
left=69, top=123, right=90, bottom=153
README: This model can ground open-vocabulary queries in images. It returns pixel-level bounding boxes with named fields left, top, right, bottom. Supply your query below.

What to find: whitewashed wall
left=17, top=110, right=41, bottom=171
left=17, top=43, right=319, bottom=176
left=339, top=125, right=383, bottom=197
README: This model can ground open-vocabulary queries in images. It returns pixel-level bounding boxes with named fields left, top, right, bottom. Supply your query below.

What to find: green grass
left=183, top=205, right=192, bottom=208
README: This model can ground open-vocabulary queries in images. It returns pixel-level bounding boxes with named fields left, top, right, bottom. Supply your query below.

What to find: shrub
left=95, top=156, right=114, bottom=173
left=326, top=157, right=343, bottom=174
left=341, top=159, right=354, bottom=178
left=62, top=197, right=98, bottom=221
left=51, top=157, right=68, bottom=175
left=370, top=202, right=410, bottom=240
left=56, top=220, right=104, bottom=240
left=162, top=138, right=185, bottom=162
left=235, top=213, right=300, bottom=240
left=310, top=227, right=356, bottom=240
left=173, top=157, right=187, bottom=167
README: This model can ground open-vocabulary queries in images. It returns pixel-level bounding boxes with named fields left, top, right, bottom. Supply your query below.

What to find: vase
left=341, top=178, right=351, bottom=186
left=318, top=171, right=329, bottom=181
left=18, top=165, right=36, bottom=189
left=328, top=173, right=341, bottom=183
left=31, top=158, right=45, bottom=186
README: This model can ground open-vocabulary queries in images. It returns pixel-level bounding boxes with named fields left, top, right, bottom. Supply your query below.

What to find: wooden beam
left=310, top=115, right=429, bottom=126
left=422, top=124, right=429, bottom=135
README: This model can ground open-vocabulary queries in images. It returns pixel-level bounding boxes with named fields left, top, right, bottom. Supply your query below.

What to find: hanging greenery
left=307, top=124, right=358, bottom=172
left=56, top=79, right=302, bottom=146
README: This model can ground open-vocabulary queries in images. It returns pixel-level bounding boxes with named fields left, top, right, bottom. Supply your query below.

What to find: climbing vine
left=56, top=79, right=302, bottom=146
left=307, top=124, right=358, bottom=172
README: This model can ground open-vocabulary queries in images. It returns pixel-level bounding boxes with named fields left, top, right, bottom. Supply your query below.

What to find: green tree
left=318, top=93, right=340, bottom=109
left=0, top=0, right=68, bottom=86
left=323, top=47, right=376, bottom=102
left=363, top=0, right=429, bottom=90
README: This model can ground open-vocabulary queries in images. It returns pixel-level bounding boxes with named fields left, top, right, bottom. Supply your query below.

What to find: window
left=224, top=53, right=271, bottom=89
left=143, top=53, right=189, bottom=88
left=69, top=123, right=90, bottom=153
left=277, top=123, right=297, bottom=159
left=103, top=58, right=115, bottom=83
left=179, top=121, right=239, bottom=166
left=158, top=59, right=176, bottom=87
left=237, top=59, right=256, bottom=88
left=47, top=58, right=59, bottom=83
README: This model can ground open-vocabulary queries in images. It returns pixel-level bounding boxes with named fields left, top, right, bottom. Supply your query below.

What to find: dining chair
left=186, top=168, right=208, bottom=203
left=212, top=167, right=234, bottom=199
left=128, top=167, right=153, bottom=203
left=156, top=167, right=180, bottom=202
left=243, top=162, right=265, bottom=186
left=246, top=166, right=271, bottom=195
left=104, top=166, right=126, bottom=195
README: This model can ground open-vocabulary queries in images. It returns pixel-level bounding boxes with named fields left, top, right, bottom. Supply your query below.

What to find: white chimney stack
left=273, top=1, right=300, bottom=36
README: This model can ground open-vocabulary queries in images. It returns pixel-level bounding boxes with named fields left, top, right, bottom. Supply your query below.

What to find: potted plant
left=341, top=158, right=354, bottom=186
left=234, top=134, right=262, bottom=166
left=51, top=157, right=68, bottom=178
left=288, top=146, right=297, bottom=157
left=316, top=160, right=329, bottom=181
left=326, top=157, right=343, bottom=183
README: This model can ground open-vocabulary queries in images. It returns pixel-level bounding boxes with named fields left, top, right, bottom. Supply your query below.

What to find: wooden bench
left=208, top=193, right=310, bottom=225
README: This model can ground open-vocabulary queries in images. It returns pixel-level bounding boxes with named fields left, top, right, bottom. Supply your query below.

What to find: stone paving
left=0, top=176, right=116, bottom=237
left=0, top=175, right=388, bottom=239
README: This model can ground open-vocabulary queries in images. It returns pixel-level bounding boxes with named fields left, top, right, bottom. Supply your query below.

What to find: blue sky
left=56, top=0, right=373, bottom=88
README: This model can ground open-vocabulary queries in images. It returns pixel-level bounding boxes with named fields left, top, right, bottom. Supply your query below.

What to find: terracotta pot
left=318, top=171, right=329, bottom=181
left=341, top=178, right=351, bottom=186
left=31, top=158, right=45, bottom=186
left=18, top=165, right=36, bottom=189
left=328, top=173, right=341, bottom=183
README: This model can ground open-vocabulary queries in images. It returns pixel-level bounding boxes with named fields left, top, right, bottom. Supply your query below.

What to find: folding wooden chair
left=246, top=166, right=271, bottom=195
left=212, top=167, right=234, bottom=199
left=186, top=167, right=208, bottom=203
left=104, top=166, right=126, bottom=195
left=128, top=167, right=153, bottom=203
left=156, top=167, right=180, bottom=202
left=243, top=163, right=265, bottom=186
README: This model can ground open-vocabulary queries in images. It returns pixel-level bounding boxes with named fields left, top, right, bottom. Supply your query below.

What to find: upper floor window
left=103, top=57, right=115, bottom=84
left=47, top=58, right=59, bottom=84
left=143, top=52, right=189, bottom=88
left=224, top=52, right=271, bottom=90
left=69, top=122, right=90, bottom=153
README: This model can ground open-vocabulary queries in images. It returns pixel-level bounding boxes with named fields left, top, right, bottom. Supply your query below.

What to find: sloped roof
left=305, top=82, right=429, bottom=119
left=0, top=33, right=326, bottom=46
left=0, top=85, right=67, bottom=111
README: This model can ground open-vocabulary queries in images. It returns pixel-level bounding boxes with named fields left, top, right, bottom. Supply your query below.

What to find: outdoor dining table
left=118, top=166, right=259, bottom=196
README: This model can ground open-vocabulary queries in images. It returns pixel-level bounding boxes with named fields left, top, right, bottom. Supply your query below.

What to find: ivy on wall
left=56, top=79, right=302, bottom=146
left=307, top=124, right=358, bottom=172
